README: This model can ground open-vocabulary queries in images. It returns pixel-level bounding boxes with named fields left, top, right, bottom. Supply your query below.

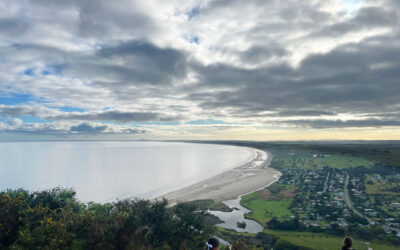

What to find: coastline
left=160, top=148, right=281, bottom=204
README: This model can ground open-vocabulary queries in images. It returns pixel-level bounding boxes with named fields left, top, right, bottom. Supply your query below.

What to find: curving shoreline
left=160, top=148, right=281, bottom=204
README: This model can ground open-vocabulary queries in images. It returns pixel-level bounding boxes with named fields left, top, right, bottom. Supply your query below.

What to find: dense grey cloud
left=309, top=6, right=398, bottom=38
left=70, top=123, right=108, bottom=133
left=0, top=0, right=400, bottom=137
left=284, top=118, right=400, bottom=128
left=0, top=105, right=180, bottom=123
left=239, top=45, right=287, bottom=64
left=272, top=110, right=338, bottom=117
left=0, top=121, right=146, bottom=135
left=64, top=40, right=189, bottom=86
left=0, top=105, right=55, bottom=117
left=5, top=118, right=23, bottom=127
left=190, top=32, right=400, bottom=119
left=0, top=18, right=30, bottom=36
left=0, top=127, right=67, bottom=135
left=49, top=110, right=181, bottom=123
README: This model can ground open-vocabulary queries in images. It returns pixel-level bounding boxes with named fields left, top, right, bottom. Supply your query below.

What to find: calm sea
left=0, top=141, right=254, bottom=202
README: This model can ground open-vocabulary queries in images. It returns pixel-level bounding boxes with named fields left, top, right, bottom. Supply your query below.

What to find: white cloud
left=0, top=0, right=399, bottom=138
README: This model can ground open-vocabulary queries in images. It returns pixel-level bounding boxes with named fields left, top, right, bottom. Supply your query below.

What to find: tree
left=0, top=190, right=27, bottom=248
left=232, top=239, right=250, bottom=250
left=1, top=189, right=215, bottom=249
left=273, top=239, right=313, bottom=250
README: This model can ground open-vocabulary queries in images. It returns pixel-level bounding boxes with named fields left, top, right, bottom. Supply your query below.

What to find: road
left=344, top=173, right=372, bottom=222
left=323, top=172, right=330, bottom=193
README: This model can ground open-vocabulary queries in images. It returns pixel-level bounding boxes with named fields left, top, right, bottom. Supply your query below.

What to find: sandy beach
left=161, top=148, right=281, bottom=203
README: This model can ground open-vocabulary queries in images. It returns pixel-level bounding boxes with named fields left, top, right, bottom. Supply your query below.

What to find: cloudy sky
left=0, top=0, right=399, bottom=140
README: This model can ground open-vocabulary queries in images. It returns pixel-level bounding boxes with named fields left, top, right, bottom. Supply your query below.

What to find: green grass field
left=261, top=142, right=400, bottom=169
left=365, top=174, right=400, bottom=195
left=242, top=197, right=293, bottom=224
left=218, top=227, right=400, bottom=250
left=240, top=183, right=295, bottom=224
left=276, top=154, right=375, bottom=169
left=264, top=229, right=400, bottom=250
left=278, top=234, right=398, bottom=250
left=365, top=184, right=400, bottom=195
left=313, top=155, right=374, bottom=168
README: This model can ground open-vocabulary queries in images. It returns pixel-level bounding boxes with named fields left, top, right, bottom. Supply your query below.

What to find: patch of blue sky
left=24, top=68, right=35, bottom=76
left=185, top=119, right=227, bottom=125
left=189, top=35, right=199, bottom=44
left=41, top=64, right=62, bottom=76
left=59, top=106, right=86, bottom=113
left=183, top=34, right=200, bottom=44
left=23, top=64, right=63, bottom=77
left=0, top=93, right=34, bottom=105
left=35, top=97, right=51, bottom=104
left=344, top=0, right=363, bottom=13
left=20, top=116, right=47, bottom=124
left=186, top=6, right=200, bottom=20
left=0, top=92, right=49, bottom=105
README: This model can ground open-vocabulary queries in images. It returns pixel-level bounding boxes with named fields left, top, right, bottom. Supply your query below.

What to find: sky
left=0, top=0, right=399, bottom=141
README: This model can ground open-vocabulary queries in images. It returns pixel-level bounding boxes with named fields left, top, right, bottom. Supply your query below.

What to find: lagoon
left=0, top=141, right=255, bottom=202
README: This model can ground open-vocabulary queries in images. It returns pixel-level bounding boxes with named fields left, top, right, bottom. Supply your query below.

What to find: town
left=275, top=157, right=400, bottom=245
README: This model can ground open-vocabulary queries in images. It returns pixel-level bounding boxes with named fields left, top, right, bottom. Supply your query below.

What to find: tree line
left=0, top=188, right=214, bottom=249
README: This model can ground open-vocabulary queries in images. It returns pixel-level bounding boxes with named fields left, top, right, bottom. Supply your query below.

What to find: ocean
left=0, top=141, right=255, bottom=202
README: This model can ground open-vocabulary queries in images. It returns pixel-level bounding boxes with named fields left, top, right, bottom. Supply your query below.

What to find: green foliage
left=231, top=239, right=264, bottom=250
left=231, top=239, right=250, bottom=250
left=216, top=227, right=276, bottom=249
left=181, top=199, right=232, bottom=212
left=0, top=188, right=214, bottom=249
left=237, top=221, right=246, bottom=229
left=273, top=239, right=313, bottom=250
left=267, top=184, right=294, bottom=195
left=0, top=189, right=28, bottom=248
left=267, top=217, right=301, bottom=231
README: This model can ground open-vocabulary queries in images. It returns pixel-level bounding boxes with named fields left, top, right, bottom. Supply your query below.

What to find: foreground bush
left=0, top=188, right=214, bottom=249
left=273, top=239, right=313, bottom=250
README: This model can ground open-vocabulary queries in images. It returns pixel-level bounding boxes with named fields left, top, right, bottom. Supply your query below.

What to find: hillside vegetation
left=0, top=188, right=213, bottom=250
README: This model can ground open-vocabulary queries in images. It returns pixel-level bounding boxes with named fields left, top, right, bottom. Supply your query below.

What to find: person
left=341, top=236, right=354, bottom=250
left=205, top=237, right=220, bottom=250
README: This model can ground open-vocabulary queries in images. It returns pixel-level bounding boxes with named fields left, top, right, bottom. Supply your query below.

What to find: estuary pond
left=209, top=197, right=264, bottom=234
